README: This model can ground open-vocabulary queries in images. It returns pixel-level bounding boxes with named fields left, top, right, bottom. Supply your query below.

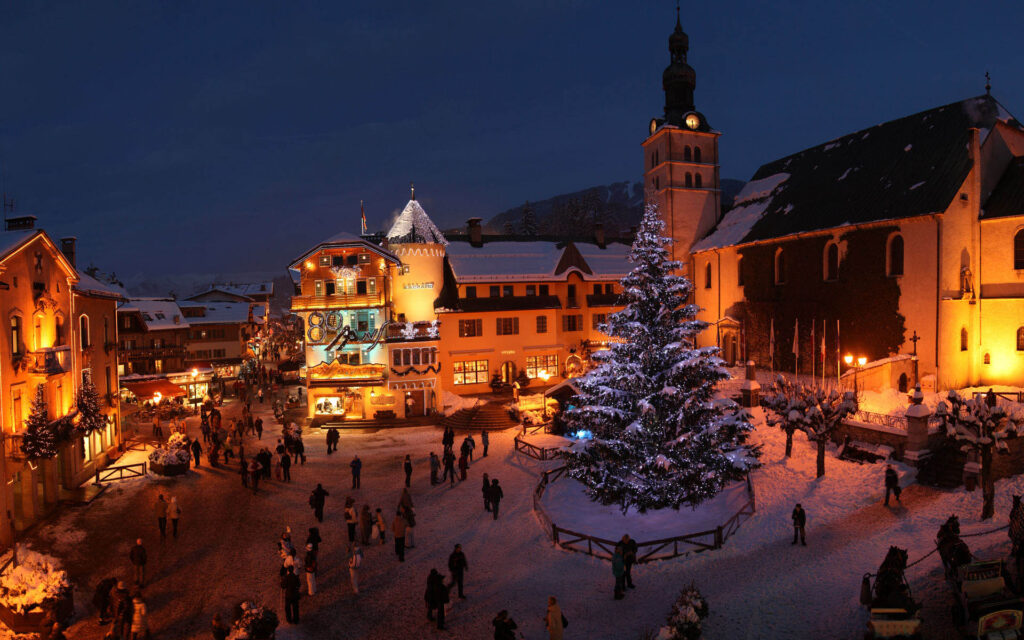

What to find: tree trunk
left=785, top=429, right=793, bottom=458
left=816, top=440, right=826, bottom=478
left=982, top=446, right=995, bottom=520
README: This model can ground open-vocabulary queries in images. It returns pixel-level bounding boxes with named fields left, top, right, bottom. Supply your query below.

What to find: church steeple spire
left=662, top=7, right=697, bottom=127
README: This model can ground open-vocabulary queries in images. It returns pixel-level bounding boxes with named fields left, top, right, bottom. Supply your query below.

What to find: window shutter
left=513, top=317, right=519, bottom=334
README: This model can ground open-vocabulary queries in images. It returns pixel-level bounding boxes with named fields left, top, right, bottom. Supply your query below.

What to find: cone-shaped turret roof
left=386, top=198, right=448, bottom=245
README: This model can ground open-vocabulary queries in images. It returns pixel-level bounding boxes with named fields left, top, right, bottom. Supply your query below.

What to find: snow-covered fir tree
left=560, top=203, right=760, bottom=512
left=75, top=375, right=106, bottom=435
left=21, top=385, right=58, bottom=460
left=520, top=201, right=538, bottom=236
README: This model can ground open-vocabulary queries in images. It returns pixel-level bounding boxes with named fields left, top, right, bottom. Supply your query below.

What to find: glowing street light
left=538, top=370, right=553, bottom=420
left=844, top=354, right=854, bottom=366
left=857, top=356, right=867, bottom=367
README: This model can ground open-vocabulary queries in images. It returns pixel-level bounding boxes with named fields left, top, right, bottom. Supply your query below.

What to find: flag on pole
left=836, top=319, right=842, bottom=382
left=810, top=319, right=816, bottom=381
left=769, top=318, right=775, bottom=372
left=821, top=319, right=827, bottom=386
left=360, top=200, right=367, bottom=234
left=792, top=318, right=799, bottom=377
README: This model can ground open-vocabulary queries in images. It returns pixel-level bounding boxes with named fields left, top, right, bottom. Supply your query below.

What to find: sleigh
left=950, top=560, right=1024, bottom=638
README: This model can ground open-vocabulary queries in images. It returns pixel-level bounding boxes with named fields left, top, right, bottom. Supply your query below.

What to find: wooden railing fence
left=532, top=466, right=756, bottom=563
left=95, top=462, right=147, bottom=484
left=514, top=435, right=563, bottom=461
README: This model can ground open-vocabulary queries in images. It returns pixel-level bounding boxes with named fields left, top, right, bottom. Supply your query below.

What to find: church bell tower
left=642, top=8, right=721, bottom=269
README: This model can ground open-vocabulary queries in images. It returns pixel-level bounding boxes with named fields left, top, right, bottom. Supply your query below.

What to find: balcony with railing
left=28, top=346, right=71, bottom=375
left=307, top=361, right=387, bottom=384
left=291, top=292, right=387, bottom=311
left=385, top=320, right=440, bottom=342
left=120, top=345, right=187, bottom=360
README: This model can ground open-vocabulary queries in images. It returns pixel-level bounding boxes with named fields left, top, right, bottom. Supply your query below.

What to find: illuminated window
left=960, top=327, right=968, bottom=352
left=458, top=319, right=482, bottom=337
left=367, top=278, right=376, bottom=295
left=314, top=280, right=323, bottom=297
left=774, top=248, right=786, bottom=285
left=984, top=353, right=991, bottom=365
left=319, top=254, right=330, bottom=266
left=453, top=360, right=488, bottom=385
left=526, top=355, right=557, bottom=378
left=1015, top=230, right=1024, bottom=270
left=888, top=234, right=904, bottom=276
left=824, top=243, right=839, bottom=281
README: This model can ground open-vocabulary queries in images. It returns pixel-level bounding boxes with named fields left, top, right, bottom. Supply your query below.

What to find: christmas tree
left=21, top=384, right=58, bottom=460
left=75, top=376, right=106, bottom=435
left=560, top=203, right=760, bottom=512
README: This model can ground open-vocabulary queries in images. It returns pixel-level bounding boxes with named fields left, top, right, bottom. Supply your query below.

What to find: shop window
left=536, top=316, right=547, bottom=334
left=526, top=355, right=558, bottom=378
left=453, top=360, right=488, bottom=385
left=458, top=319, right=483, bottom=337
left=824, top=243, right=839, bottom=281
left=888, top=234, right=904, bottom=276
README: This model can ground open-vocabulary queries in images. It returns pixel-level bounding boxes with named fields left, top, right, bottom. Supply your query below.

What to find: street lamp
left=537, top=370, right=553, bottom=420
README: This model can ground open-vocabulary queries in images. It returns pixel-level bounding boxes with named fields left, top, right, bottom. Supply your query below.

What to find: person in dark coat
left=424, top=568, right=450, bottom=630
left=190, top=438, right=203, bottom=467
left=792, top=503, right=807, bottom=545
left=884, top=465, right=901, bottom=506
left=295, top=438, right=305, bottom=464
left=92, top=577, right=117, bottom=624
left=442, top=426, right=454, bottom=451
left=458, top=452, right=468, bottom=481
left=255, top=416, right=264, bottom=440
left=281, top=566, right=301, bottom=623
left=281, top=452, right=292, bottom=482
left=481, top=429, right=489, bottom=457
left=620, top=534, right=638, bottom=588
left=489, top=478, right=504, bottom=520
left=493, top=610, right=518, bottom=640
left=306, top=527, right=322, bottom=553
left=429, top=452, right=440, bottom=485
left=403, top=454, right=413, bottom=488
left=611, top=544, right=626, bottom=599
left=310, top=484, right=329, bottom=522
left=448, top=543, right=468, bottom=599
left=442, top=449, right=456, bottom=486
left=350, top=455, right=362, bottom=489
left=129, top=538, right=147, bottom=586
left=986, top=388, right=998, bottom=408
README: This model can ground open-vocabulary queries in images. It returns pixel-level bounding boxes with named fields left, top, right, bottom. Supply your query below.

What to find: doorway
left=500, top=361, right=516, bottom=384
left=406, top=390, right=426, bottom=417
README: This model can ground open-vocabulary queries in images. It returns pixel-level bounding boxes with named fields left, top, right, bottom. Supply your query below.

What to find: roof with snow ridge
left=386, top=199, right=448, bottom=245
left=695, top=95, right=1022, bottom=250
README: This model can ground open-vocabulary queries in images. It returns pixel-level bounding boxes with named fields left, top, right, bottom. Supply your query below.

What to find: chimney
left=60, top=237, right=77, bottom=268
left=4, top=215, right=36, bottom=231
left=467, top=218, right=483, bottom=247
left=594, top=223, right=606, bottom=249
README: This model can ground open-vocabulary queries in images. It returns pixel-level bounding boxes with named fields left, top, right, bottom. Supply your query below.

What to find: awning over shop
left=122, top=380, right=187, bottom=399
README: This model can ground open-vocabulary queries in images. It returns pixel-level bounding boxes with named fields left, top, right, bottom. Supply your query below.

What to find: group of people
left=92, top=578, right=148, bottom=640
left=431, top=426, right=490, bottom=488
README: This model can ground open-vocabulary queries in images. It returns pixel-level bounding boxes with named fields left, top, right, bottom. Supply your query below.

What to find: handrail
left=95, top=462, right=147, bottom=484
left=532, top=465, right=755, bottom=563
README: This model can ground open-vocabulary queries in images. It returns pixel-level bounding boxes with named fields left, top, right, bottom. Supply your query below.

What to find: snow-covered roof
left=574, top=242, right=632, bottom=278
left=446, top=241, right=564, bottom=282
left=189, top=281, right=274, bottom=302
left=0, top=230, right=37, bottom=261
left=74, top=272, right=128, bottom=300
left=386, top=199, right=448, bottom=246
left=289, top=232, right=399, bottom=269
left=693, top=173, right=791, bottom=251
left=118, top=298, right=189, bottom=330
left=177, top=301, right=252, bottom=325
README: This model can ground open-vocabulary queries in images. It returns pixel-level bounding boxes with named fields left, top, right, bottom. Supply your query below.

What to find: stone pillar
left=903, top=385, right=931, bottom=466
left=740, top=361, right=761, bottom=408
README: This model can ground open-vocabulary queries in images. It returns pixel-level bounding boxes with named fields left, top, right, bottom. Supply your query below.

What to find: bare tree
left=761, top=379, right=857, bottom=477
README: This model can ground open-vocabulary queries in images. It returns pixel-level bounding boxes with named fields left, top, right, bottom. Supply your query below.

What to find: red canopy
left=122, top=379, right=187, bottom=399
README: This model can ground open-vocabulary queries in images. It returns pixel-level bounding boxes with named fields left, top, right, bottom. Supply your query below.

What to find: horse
left=937, top=514, right=972, bottom=578
left=871, top=546, right=917, bottom=612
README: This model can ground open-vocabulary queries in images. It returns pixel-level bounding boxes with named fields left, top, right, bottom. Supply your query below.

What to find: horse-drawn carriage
left=938, top=515, right=1024, bottom=638
left=862, top=546, right=922, bottom=639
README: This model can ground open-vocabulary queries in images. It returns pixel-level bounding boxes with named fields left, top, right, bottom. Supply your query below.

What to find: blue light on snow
left=573, top=429, right=593, bottom=440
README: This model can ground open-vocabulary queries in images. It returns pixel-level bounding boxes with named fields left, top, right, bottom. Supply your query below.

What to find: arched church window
left=960, top=327, right=968, bottom=352
left=1015, top=229, right=1024, bottom=270
left=694, top=173, right=702, bottom=188
left=824, top=243, right=839, bottom=281
left=704, top=262, right=712, bottom=289
left=888, top=234, right=904, bottom=276
left=685, top=173, right=693, bottom=188
left=774, top=248, right=786, bottom=285
left=694, top=147, right=702, bottom=163
left=683, top=146, right=692, bottom=162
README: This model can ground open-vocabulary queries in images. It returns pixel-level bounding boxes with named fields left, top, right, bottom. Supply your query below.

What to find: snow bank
left=0, top=547, right=71, bottom=615
left=442, top=391, right=482, bottom=416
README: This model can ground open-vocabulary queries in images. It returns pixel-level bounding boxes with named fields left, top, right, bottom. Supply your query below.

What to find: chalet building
left=290, top=194, right=628, bottom=423
left=186, top=282, right=272, bottom=324
left=0, top=222, right=124, bottom=545
left=116, top=299, right=190, bottom=377
left=646, top=16, right=1024, bottom=390
left=178, top=300, right=260, bottom=373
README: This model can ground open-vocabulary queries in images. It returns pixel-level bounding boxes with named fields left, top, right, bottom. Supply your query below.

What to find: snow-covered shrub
left=0, top=548, right=71, bottom=615
left=148, top=446, right=192, bottom=466
left=228, top=601, right=279, bottom=640
left=658, top=583, right=708, bottom=640
left=166, top=432, right=190, bottom=450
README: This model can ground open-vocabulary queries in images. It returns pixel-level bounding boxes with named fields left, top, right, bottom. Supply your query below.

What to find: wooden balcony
left=291, top=293, right=387, bottom=311
left=28, top=346, right=71, bottom=375
left=307, top=361, right=387, bottom=384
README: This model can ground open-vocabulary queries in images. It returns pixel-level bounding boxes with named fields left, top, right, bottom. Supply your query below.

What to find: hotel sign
left=402, top=282, right=434, bottom=290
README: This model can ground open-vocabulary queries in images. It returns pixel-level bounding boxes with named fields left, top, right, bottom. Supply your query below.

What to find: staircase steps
left=441, top=400, right=517, bottom=430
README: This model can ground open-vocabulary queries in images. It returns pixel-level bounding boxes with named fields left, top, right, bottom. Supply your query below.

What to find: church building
left=648, top=16, right=1024, bottom=390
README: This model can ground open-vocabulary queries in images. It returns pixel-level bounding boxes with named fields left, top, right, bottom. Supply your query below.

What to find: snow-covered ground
left=15, top=388, right=1024, bottom=639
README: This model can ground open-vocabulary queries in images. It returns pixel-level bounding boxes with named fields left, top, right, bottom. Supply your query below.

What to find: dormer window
left=319, top=254, right=330, bottom=267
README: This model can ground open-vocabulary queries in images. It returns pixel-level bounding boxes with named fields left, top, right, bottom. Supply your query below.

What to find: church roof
left=386, top=199, right=448, bottom=245
left=695, top=95, right=1021, bottom=250
left=983, top=156, right=1024, bottom=220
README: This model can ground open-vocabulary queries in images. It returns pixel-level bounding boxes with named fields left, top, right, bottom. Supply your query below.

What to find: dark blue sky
left=2, top=1, right=1023, bottom=276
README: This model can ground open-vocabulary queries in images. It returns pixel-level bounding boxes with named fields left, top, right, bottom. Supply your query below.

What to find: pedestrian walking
left=403, top=454, right=413, bottom=488
left=458, top=451, right=468, bottom=481
left=359, top=504, right=372, bottom=545
left=190, top=438, right=203, bottom=468
left=612, top=544, right=626, bottom=600
left=429, top=452, right=440, bottom=485
left=306, top=527, right=322, bottom=554
left=129, top=538, right=147, bottom=586
left=545, top=595, right=566, bottom=640
left=392, top=509, right=407, bottom=562
left=493, top=610, right=518, bottom=640
left=295, top=438, right=305, bottom=464
left=281, top=452, right=292, bottom=482
left=448, top=543, right=468, bottom=599
left=344, top=497, right=358, bottom=544
left=281, top=566, right=301, bottom=623
left=460, top=437, right=471, bottom=462
left=425, top=568, right=449, bottom=630
left=489, top=479, right=504, bottom=520
left=255, top=416, right=263, bottom=440
left=481, top=429, right=489, bottom=457
left=92, top=577, right=116, bottom=624
left=442, top=426, right=454, bottom=451
left=310, top=484, right=329, bottom=522
left=466, top=433, right=476, bottom=462
left=442, top=449, right=456, bottom=486
left=249, top=458, right=262, bottom=493
left=482, top=473, right=491, bottom=512
left=792, top=503, right=807, bottom=545
left=620, top=534, right=638, bottom=589
left=350, top=454, right=362, bottom=489
left=109, top=581, right=131, bottom=640
left=304, top=544, right=318, bottom=595
left=155, top=494, right=167, bottom=540
left=130, top=594, right=148, bottom=640
left=884, top=465, right=901, bottom=506
left=375, top=508, right=387, bottom=545
left=348, top=543, right=363, bottom=594
left=168, top=496, right=182, bottom=538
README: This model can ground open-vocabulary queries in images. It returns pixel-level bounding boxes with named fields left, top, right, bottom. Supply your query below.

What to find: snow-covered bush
left=228, top=601, right=279, bottom=640
left=149, top=446, right=192, bottom=466
left=658, top=584, right=708, bottom=640
left=166, top=432, right=190, bottom=450
left=0, top=548, right=71, bottom=615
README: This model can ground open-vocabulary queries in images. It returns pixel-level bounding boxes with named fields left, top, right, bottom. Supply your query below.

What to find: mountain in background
left=483, top=179, right=745, bottom=237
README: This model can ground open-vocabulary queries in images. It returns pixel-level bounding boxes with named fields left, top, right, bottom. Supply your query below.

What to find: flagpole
left=769, top=317, right=775, bottom=375
left=821, top=319, right=827, bottom=387
left=793, top=318, right=799, bottom=380
left=836, top=319, right=841, bottom=384
left=811, top=319, right=816, bottom=383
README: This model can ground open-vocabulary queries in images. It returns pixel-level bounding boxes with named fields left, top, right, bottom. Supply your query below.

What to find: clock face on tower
left=649, top=118, right=658, bottom=135
left=685, top=113, right=700, bottom=130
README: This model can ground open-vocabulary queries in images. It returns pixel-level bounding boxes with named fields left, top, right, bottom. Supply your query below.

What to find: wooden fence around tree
left=514, top=435, right=564, bottom=461
left=532, top=466, right=756, bottom=563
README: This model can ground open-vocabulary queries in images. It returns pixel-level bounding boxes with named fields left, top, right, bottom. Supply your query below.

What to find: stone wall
left=832, top=419, right=908, bottom=459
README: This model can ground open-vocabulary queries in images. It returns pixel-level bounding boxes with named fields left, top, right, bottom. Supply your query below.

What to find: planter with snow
left=148, top=439, right=192, bottom=476
left=0, top=548, right=74, bottom=632
left=228, top=601, right=279, bottom=639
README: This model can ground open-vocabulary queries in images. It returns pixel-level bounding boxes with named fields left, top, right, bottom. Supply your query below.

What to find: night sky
left=2, top=1, right=1023, bottom=278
